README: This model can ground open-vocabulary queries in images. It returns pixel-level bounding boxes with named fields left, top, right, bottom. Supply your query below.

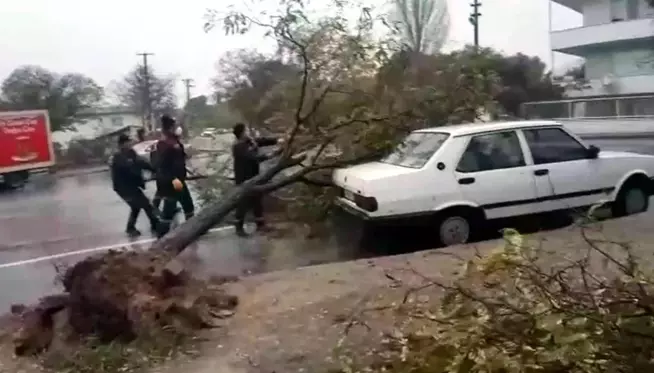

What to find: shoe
left=156, top=221, right=172, bottom=238
left=255, top=222, right=273, bottom=233
left=235, top=227, right=249, bottom=237
left=126, top=228, right=142, bottom=238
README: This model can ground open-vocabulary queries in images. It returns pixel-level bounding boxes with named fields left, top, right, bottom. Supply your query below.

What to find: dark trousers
left=152, top=191, right=162, bottom=210
left=157, top=180, right=195, bottom=237
left=118, top=189, right=159, bottom=231
left=234, top=194, right=264, bottom=230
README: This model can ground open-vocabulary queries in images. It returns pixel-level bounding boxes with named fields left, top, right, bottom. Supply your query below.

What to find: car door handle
left=458, top=177, right=475, bottom=185
left=534, top=169, right=549, bottom=176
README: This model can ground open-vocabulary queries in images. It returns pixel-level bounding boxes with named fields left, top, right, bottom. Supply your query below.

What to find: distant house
left=52, top=106, right=143, bottom=150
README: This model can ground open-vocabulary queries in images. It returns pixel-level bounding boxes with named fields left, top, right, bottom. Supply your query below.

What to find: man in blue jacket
left=110, top=134, right=160, bottom=237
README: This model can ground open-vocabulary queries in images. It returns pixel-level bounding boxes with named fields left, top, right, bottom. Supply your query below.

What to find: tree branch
left=299, top=176, right=334, bottom=187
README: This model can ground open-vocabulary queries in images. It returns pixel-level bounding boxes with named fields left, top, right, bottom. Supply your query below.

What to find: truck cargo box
left=0, top=110, right=55, bottom=173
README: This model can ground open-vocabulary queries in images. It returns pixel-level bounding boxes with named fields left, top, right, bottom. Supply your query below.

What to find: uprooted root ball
left=10, top=249, right=239, bottom=357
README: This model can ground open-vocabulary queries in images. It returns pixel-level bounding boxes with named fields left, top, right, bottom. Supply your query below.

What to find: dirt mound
left=9, top=249, right=239, bottom=357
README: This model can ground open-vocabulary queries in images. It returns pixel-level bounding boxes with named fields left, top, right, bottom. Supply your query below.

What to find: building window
left=640, top=0, right=654, bottom=17
left=111, top=116, right=124, bottom=127
left=611, top=0, right=627, bottom=20
left=612, top=49, right=654, bottom=77
left=585, top=53, right=614, bottom=80
left=626, top=0, right=640, bottom=19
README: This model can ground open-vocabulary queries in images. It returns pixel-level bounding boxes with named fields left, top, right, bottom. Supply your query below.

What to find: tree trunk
left=151, top=156, right=305, bottom=254
left=151, top=185, right=248, bottom=254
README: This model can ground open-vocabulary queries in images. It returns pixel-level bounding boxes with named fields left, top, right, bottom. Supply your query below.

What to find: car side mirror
left=587, top=145, right=600, bottom=159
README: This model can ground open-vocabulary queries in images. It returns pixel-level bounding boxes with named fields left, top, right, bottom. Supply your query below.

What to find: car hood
left=132, top=140, right=157, bottom=155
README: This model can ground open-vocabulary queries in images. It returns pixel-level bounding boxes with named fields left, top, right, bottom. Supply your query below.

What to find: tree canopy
left=388, top=0, right=450, bottom=55
left=184, top=94, right=242, bottom=132
left=0, top=65, right=103, bottom=132
left=114, top=64, right=177, bottom=120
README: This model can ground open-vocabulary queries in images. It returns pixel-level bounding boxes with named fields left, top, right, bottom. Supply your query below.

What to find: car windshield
left=380, top=132, right=450, bottom=168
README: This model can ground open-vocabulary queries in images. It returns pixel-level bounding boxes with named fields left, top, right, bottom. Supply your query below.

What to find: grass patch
left=41, top=328, right=202, bottom=373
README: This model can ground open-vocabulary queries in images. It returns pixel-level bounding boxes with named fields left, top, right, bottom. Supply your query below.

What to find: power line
left=469, top=0, right=482, bottom=48
left=136, top=52, right=154, bottom=130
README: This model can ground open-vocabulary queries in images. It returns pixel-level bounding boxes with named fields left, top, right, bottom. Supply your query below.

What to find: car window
left=523, top=128, right=588, bottom=164
left=457, top=131, right=525, bottom=173
left=380, top=132, right=449, bottom=169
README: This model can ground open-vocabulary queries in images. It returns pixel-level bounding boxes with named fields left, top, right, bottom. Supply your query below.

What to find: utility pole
left=181, top=78, right=194, bottom=136
left=181, top=78, right=194, bottom=104
left=136, top=52, right=154, bottom=131
left=469, top=0, right=481, bottom=48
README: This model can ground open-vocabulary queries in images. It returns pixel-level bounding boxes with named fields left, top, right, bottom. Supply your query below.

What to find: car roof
left=416, top=120, right=562, bottom=137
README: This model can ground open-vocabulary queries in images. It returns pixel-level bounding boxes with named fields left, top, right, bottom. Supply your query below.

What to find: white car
left=132, top=140, right=159, bottom=163
left=333, top=120, right=654, bottom=246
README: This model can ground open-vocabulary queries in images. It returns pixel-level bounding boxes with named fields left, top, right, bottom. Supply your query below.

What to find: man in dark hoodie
left=154, top=115, right=195, bottom=237
left=231, top=122, right=283, bottom=237
left=110, top=134, right=160, bottom=237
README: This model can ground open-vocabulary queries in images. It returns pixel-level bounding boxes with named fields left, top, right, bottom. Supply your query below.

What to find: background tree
left=114, top=64, right=177, bottom=121
left=213, top=49, right=299, bottom=127
left=435, top=49, right=561, bottom=118
left=564, top=64, right=585, bottom=80
left=388, top=0, right=450, bottom=55
left=492, top=52, right=563, bottom=117
left=184, top=94, right=242, bottom=133
left=0, top=65, right=103, bottom=132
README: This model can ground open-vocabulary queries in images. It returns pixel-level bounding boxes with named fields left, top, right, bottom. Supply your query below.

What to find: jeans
left=118, top=189, right=159, bottom=231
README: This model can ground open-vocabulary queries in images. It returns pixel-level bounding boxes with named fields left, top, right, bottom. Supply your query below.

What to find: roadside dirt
left=154, top=214, right=654, bottom=373
left=2, top=214, right=654, bottom=373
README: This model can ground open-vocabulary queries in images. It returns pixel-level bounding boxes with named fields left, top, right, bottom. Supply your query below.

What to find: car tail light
left=354, top=194, right=378, bottom=212
left=339, top=188, right=378, bottom=212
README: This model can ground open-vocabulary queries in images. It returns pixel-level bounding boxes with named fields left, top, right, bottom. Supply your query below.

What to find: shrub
left=343, top=227, right=654, bottom=373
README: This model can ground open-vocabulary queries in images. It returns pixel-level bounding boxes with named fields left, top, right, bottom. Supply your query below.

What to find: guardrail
left=522, top=95, right=654, bottom=120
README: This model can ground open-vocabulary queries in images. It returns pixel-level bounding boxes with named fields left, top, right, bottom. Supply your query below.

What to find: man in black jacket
left=231, top=122, right=283, bottom=237
left=110, top=134, right=160, bottom=237
left=154, top=115, right=195, bottom=237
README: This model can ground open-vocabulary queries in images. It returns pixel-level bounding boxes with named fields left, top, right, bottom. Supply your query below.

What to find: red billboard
left=0, top=110, right=55, bottom=172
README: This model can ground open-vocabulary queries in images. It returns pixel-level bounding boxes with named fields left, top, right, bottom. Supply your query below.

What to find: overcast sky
left=1, top=0, right=581, bottom=105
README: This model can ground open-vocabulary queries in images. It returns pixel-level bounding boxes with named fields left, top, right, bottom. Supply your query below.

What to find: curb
left=54, top=166, right=109, bottom=178
left=578, top=132, right=654, bottom=140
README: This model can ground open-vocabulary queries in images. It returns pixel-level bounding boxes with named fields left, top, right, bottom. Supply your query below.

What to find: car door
left=521, top=127, right=606, bottom=212
left=454, top=130, right=539, bottom=220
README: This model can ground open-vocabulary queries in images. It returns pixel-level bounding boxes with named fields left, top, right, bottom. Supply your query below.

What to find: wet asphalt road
left=0, top=138, right=653, bottom=310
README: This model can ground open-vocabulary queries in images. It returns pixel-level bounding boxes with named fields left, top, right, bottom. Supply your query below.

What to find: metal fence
left=522, top=95, right=654, bottom=120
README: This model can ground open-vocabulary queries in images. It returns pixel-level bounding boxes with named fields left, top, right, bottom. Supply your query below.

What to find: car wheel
left=436, top=213, right=473, bottom=247
left=612, top=182, right=649, bottom=217
left=4, top=171, right=28, bottom=189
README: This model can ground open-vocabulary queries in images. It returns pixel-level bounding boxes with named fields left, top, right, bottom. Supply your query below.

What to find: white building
left=524, top=0, right=654, bottom=120
left=52, top=107, right=143, bottom=149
